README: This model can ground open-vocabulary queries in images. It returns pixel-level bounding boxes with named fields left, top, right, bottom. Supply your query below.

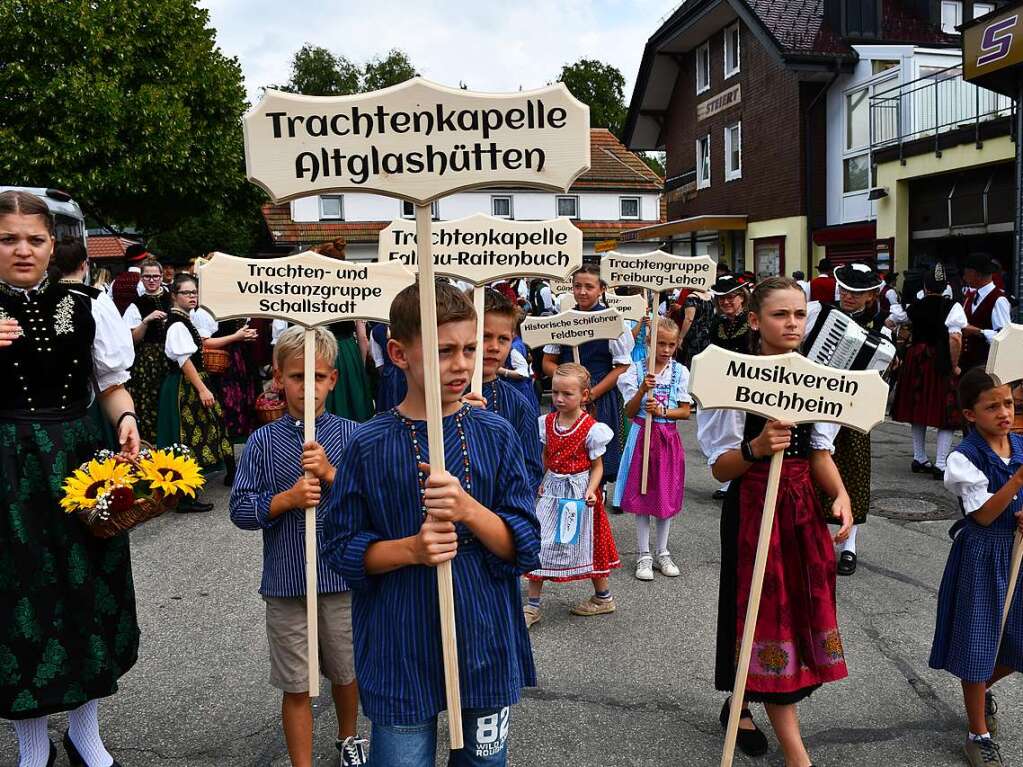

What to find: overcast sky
left=197, top=0, right=681, bottom=106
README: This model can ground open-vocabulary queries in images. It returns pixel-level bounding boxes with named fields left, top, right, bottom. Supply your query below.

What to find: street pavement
left=2, top=418, right=1017, bottom=766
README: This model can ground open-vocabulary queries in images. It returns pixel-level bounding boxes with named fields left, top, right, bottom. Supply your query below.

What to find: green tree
left=557, top=58, right=628, bottom=137
left=0, top=0, right=260, bottom=243
left=362, top=49, right=418, bottom=92
left=641, top=151, right=666, bottom=177
left=275, top=44, right=361, bottom=96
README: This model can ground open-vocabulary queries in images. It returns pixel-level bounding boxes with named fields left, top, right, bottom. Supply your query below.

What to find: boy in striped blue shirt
left=323, top=282, right=540, bottom=766
left=230, top=326, right=367, bottom=767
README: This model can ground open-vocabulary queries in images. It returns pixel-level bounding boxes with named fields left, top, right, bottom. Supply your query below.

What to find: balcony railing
left=869, top=64, right=1014, bottom=160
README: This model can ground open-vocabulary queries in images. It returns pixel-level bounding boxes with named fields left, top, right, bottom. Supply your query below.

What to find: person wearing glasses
left=122, top=258, right=170, bottom=443
left=156, top=274, right=233, bottom=512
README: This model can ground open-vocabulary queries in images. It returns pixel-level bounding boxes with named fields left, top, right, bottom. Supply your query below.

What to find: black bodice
left=131, top=291, right=170, bottom=344
left=743, top=413, right=813, bottom=460
left=0, top=281, right=95, bottom=413
left=166, top=310, right=205, bottom=372
left=709, top=314, right=751, bottom=354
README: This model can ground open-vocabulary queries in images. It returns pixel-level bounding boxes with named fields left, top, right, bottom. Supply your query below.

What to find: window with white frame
left=941, top=1, right=963, bottom=33
left=319, top=195, right=343, bottom=220
left=724, top=23, right=741, bottom=78
left=619, top=197, right=640, bottom=220
left=556, top=196, right=579, bottom=219
left=491, top=195, right=513, bottom=218
left=401, top=200, right=439, bottom=219
left=696, top=42, right=711, bottom=93
left=724, top=122, right=742, bottom=181
left=843, top=87, right=871, bottom=193
left=697, top=134, right=711, bottom=189
left=974, top=2, right=995, bottom=18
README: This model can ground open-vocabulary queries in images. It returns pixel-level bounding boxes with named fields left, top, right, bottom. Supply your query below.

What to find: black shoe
left=911, top=459, right=934, bottom=474
left=64, top=731, right=122, bottom=767
left=932, top=465, right=945, bottom=480
left=713, top=489, right=728, bottom=501
left=175, top=499, right=213, bottom=514
left=837, top=550, right=857, bottom=576
left=719, top=698, right=769, bottom=757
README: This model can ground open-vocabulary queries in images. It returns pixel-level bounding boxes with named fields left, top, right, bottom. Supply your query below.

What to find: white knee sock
left=655, top=518, right=672, bottom=556
left=936, top=429, right=955, bottom=471
left=67, top=699, right=113, bottom=767
left=636, top=515, right=651, bottom=556
left=841, top=524, right=858, bottom=554
left=12, top=715, right=50, bottom=767
left=911, top=424, right=928, bottom=464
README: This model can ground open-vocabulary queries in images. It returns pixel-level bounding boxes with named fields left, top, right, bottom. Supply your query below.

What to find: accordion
left=803, top=304, right=896, bottom=373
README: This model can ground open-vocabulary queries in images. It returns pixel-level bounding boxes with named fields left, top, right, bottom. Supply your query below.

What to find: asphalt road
left=2, top=419, right=1013, bottom=766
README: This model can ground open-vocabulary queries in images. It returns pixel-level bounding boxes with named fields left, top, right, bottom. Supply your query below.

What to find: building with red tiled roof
left=86, top=235, right=141, bottom=262
left=260, top=129, right=664, bottom=260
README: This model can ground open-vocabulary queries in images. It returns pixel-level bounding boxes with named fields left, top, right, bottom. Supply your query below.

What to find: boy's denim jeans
left=367, top=706, right=511, bottom=766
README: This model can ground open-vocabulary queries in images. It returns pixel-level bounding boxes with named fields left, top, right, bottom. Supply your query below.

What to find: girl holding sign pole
left=929, top=369, right=1023, bottom=767
left=542, top=265, right=633, bottom=501
left=702, top=277, right=852, bottom=765
left=614, top=318, right=692, bottom=581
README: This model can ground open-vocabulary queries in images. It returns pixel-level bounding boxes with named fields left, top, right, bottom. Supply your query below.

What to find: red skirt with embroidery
left=892, top=342, right=961, bottom=429
left=725, top=459, right=848, bottom=698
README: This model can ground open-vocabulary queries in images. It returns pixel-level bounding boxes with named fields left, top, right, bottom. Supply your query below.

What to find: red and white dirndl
left=527, top=412, right=620, bottom=582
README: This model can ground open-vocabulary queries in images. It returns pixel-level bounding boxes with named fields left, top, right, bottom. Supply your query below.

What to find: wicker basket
left=255, top=392, right=287, bottom=425
left=203, top=347, right=230, bottom=373
left=78, top=492, right=179, bottom=539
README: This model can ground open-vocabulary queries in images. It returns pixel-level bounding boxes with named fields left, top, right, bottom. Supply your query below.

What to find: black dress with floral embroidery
left=0, top=280, right=139, bottom=720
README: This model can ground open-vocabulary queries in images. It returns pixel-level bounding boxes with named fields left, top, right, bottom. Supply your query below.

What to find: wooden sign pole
left=987, top=322, right=1023, bottom=653
left=302, top=330, right=320, bottom=697
left=720, top=450, right=783, bottom=767
left=416, top=203, right=464, bottom=748
left=640, top=291, right=660, bottom=495
left=471, top=287, right=486, bottom=393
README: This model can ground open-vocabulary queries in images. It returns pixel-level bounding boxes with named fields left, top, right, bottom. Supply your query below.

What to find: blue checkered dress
left=929, top=431, right=1023, bottom=682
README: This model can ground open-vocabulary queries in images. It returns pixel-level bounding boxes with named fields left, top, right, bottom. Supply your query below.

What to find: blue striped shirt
left=229, top=412, right=357, bottom=598
left=321, top=404, right=541, bottom=726
left=482, top=378, right=544, bottom=494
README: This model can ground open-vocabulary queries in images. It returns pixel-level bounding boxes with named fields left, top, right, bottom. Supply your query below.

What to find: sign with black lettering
left=378, top=213, right=581, bottom=284
left=244, top=78, right=590, bottom=204
left=520, top=309, right=625, bottom=350
left=600, top=250, right=715, bottom=293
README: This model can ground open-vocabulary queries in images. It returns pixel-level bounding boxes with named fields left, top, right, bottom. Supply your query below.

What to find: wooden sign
left=697, top=83, right=741, bottom=121
left=550, top=278, right=574, bottom=295
left=594, top=238, right=618, bottom=253
left=558, top=291, right=645, bottom=321
left=688, top=345, right=888, bottom=767
left=521, top=308, right=624, bottom=364
left=197, top=251, right=415, bottom=327
left=378, top=213, right=582, bottom=284
left=986, top=323, right=1023, bottom=385
left=689, top=346, right=887, bottom=433
left=600, top=250, right=715, bottom=293
left=243, top=78, right=591, bottom=204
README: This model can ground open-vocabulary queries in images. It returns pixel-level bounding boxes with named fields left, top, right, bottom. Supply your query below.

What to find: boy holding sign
left=229, top=326, right=366, bottom=767
left=322, top=282, right=540, bottom=765
left=698, top=277, right=853, bottom=766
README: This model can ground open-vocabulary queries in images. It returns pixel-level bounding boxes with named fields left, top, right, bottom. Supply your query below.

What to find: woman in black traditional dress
left=0, top=190, right=140, bottom=767
left=156, top=274, right=233, bottom=512
left=122, top=258, right=170, bottom=444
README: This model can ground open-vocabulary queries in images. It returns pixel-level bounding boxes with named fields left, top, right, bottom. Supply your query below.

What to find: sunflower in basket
left=136, top=448, right=205, bottom=498
left=60, top=459, right=137, bottom=513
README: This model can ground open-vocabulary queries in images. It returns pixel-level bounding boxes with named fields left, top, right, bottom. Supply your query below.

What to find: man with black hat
left=960, top=252, right=1011, bottom=373
left=110, top=243, right=149, bottom=315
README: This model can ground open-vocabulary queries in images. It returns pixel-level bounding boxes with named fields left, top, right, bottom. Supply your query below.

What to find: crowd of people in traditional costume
left=4, top=186, right=1023, bottom=767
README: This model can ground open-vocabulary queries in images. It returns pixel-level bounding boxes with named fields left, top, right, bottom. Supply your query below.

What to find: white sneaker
left=655, top=552, right=680, bottom=577
left=635, top=555, right=654, bottom=581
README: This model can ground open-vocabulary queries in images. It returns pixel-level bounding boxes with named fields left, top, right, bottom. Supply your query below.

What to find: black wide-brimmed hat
left=834, top=262, right=882, bottom=293
left=710, top=274, right=747, bottom=296
left=124, top=243, right=150, bottom=264
left=923, top=262, right=948, bottom=294
left=963, top=252, right=997, bottom=275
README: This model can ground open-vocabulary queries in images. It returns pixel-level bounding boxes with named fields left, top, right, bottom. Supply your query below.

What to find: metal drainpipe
left=804, top=63, right=842, bottom=277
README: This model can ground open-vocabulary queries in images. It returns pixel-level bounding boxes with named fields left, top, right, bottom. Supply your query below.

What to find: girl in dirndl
left=541, top=265, right=633, bottom=498
left=121, top=257, right=170, bottom=444
left=704, top=276, right=852, bottom=766
left=614, top=318, right=692, bottom=581
left=930, top=369, right=1023, bottom=767
left=523, top=363, right=619, bottom=628
left=156, top=274, right=233, bottom=512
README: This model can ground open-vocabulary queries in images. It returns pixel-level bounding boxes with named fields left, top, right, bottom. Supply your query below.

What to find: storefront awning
left=618, top=214, right=747, bottom=242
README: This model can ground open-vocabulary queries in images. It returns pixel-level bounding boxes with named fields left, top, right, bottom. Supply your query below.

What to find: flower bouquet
left=60, top=445, right=206, bottom=538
